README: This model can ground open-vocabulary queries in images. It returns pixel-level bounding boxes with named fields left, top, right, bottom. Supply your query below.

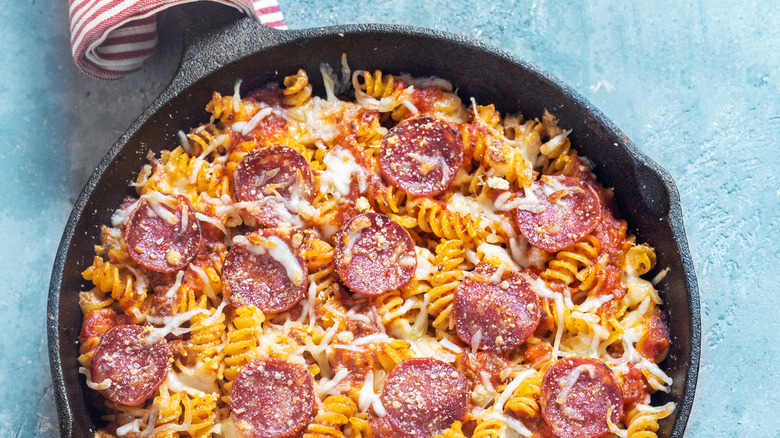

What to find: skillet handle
left=168, top=2, right=285, bottom=89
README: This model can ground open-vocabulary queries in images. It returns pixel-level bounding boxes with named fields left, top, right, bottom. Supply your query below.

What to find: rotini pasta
left=303, top=395, right=357, bottom=438
left=222, top=305, right=264, bottom=392
left=77, top=60, right=674, bottom=438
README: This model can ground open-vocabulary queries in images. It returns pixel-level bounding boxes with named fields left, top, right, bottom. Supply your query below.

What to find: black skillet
left=48, top=4, right=700, bottom=436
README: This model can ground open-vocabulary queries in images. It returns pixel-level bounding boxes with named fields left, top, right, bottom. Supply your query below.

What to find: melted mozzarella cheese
left=165, top=368, right=219, bottom=397
left=414, top=247, right=436, bottom=280
left=539, top=129, right=572, bottom=156
left=165, top=271, right=185, bottom=299
left=577, top=294, right=614, bottom=313
left=178, top=130, right=192, bottom=155
left=232, top=79, right=242, bottom=111
left=494, top=187, right=545, bottom=214
left=115, top=419, right=144, bottom=436
left=111, top=198, right=141, bottom=227
left=122, top=264, right=150, bottom=297
left=486, top=176, right=510, bottom=190
left=235, top=107, right=273, bottom=136
left=472, top=406, right=532, bottom=438
left=320, top=147, right=367, bottom=198
left=351, top=333, right=393, bottom=346
left=287, top=97, right=352, bottom=143
left=477, top=242, right=520, bottom=271
left=144, top=191, right=179, bottom=225
left=524, top=272, right=566, bottom=359
left=358, top=370, right=387, bottom=417
left=317, top=367, right=351, bottom=399
left=146, top=307, right=209, bottom=342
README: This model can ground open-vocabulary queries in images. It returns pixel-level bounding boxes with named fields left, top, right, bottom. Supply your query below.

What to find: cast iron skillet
left=48, top=4, right=700, bottom=437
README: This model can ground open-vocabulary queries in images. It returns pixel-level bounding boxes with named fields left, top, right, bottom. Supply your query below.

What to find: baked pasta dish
left=77, top=57, right=675, bottom=438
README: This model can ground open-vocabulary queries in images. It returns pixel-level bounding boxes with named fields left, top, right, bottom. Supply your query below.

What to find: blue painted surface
left=0, top=0, right=778, bottom=436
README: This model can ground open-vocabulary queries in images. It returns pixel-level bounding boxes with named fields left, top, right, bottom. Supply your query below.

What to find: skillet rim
left=48, top=12, right=700, bottom=437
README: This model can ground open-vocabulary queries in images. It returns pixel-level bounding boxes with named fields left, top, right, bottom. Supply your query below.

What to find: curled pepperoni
left=223, top=229, right=308, bottom=313
left=90, top=325, right=172, bottom=406
left=334, top=213, right=416, bottom=297
left=380, top=358, right=468, bottom=438
left=379, top=114, right=464, bottom=196
left=234, top=146, right=315, bottom=227
left=230, top=358, right=315, bottom=438
left=514, top=175, right=601, bottom=252
left=454, top=264, right=541, bottom=353
left=540, top=357, right=624, bottom=438
left=125, top=193, right=202, bottom=272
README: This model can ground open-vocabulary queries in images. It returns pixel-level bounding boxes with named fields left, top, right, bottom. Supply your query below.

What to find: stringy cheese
left=79, top=367, right=112, bottom=390
left=146, top=307, right=209, bottom=342
left=317, top=367, right=351, bottom=398
left=493, top=368, right=536, bottom=412
left=165, top=271, right=185, bottom=298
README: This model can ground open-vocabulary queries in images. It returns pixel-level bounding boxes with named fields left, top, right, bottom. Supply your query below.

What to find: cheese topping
left=320, top=147, right=368, bottom=198
left=79, top=61, right=674, bottom=437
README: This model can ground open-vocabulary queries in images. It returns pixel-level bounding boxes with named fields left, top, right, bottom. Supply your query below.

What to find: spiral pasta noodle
left=357, top=70, right=398, bottom=100
left=435, top=421, right=467, bottom=438
left=472, top=417, right=507, bottom=438
left=625, top=403, right=675, bottom=438
left=283, top=69, right=314, bottom=107
left=427, top=239, right=466, bottom=330
left=539, top=111, right=573, bottom=173
left=504, top=371, right=543, bottom=419
left=303, top=394, right=357, bottom=438
left=185, top=297, right=226, bottom=373
left=82, top=257, right=148, bottom=322
left=405, top=196, right=487, bottom=248
left=185, top=394, right=218, bottom=438
left=541, top=235, right=601, bottom=285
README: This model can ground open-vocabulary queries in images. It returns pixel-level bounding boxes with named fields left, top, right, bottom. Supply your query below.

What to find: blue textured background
left=1, top=1, right=778, bottom=436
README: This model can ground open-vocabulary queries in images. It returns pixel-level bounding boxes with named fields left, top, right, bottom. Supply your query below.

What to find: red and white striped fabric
left=69, top=0, right=287, bottom=80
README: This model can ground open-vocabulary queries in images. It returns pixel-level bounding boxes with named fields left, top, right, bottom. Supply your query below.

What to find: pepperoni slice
left=90, top=325, right=172, bottom=406
left=380, top=358, right=469, bottom=438
left=454, top=264, right=541, bottom=353
left=540, top=357, right=624, bottom=438
left=125, top=192, right=202, bottom=272
left=223, top=229, right=308, bottom=313
left=379, top=114, right=464, bottom=196
left=367, top=416, right=398, bottom=438
left=334, top=213, right=416, bottom=297
left=229, top=358, right=315, bottom=438
left=234, top=146, right=315, bottom=227
left=514, top=175, right=601, bottom=252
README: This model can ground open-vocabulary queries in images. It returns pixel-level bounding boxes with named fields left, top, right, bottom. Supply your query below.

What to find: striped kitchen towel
left=69, top=0, right=287, bottom=80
